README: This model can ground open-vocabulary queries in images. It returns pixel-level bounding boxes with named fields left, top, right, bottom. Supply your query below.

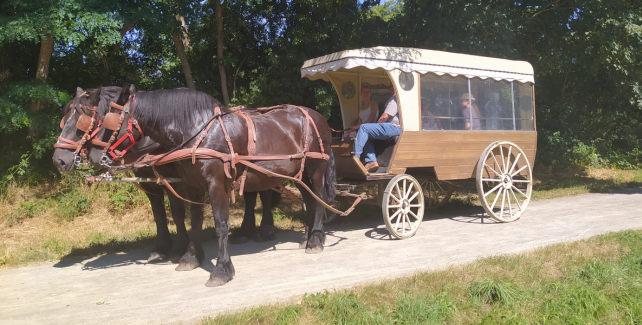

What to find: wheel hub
left=501, top=174, right=513, bottom=189
left=401, top=199, right=410, bottom=213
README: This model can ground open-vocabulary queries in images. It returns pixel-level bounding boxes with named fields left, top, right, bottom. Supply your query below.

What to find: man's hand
left=377, top=113, right=390, bottom=123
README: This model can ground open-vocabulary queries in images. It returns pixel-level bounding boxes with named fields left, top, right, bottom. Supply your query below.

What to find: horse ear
left=116, top=85, right=131, bottom=105
left=128, top=84, right=136, bottom=94
left=76, top=87, right=85, bottom=98
left=87, top=87, right=101, bottom=106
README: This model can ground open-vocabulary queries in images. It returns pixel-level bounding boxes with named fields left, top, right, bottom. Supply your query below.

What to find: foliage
left=108, top=182, right=147, bottom=215
left=1, top=0, right=642, bottom=184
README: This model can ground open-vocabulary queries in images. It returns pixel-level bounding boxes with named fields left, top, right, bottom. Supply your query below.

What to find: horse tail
left=324, top=148, right=336, bottom=203
left=271, top=190, right=282, bottom=208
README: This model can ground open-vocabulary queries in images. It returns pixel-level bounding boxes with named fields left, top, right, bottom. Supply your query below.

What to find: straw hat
left=460, top=93, right=475, bottom=101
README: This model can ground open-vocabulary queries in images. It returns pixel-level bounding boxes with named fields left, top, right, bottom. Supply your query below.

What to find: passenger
left=421, top=99, right=443, bottom=130
left=460, top=93, right=481, bottom=130
left=354, top=84, right=401, bottom=173
left=344, top=86, right=379, bottom=138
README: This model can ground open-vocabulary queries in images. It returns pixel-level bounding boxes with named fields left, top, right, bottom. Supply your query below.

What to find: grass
left=1, top=167, right=641, bottom=269
left=197, top=229, right=642, bottom=325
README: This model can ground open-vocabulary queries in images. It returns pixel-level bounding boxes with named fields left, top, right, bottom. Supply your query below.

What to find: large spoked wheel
left=382, top=174, right=425, bottom=239
left=323, top=200, right=344, bottom=224
left=421, top=180, right=454, bottom=210
left=476, top=141, right=533, bottom=222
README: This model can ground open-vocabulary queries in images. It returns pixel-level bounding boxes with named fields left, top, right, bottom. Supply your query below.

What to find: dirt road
left=2, top=187, right=641, bottom=325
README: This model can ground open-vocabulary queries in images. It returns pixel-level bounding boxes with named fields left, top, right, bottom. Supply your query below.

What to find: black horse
left=64, top=86, right=336, bottom=286
left=52, top=86, right=280, bottom=271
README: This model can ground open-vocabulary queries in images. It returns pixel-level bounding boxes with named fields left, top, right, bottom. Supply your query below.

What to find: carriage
left=301, top=46, right=536, bottom=239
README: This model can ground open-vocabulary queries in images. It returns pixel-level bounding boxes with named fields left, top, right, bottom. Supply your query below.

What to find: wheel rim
left=476, top=141, right=532, bottom=222
left=422, top=180, right=454, bottom=210
left=382, top=175, right=425, bottom=239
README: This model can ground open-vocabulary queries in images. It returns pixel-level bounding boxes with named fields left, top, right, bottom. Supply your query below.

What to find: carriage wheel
left=476, top=141, right=532, bottom=222
left=382, top=174, right=425, bottom=239
left=421, top=180, right=454, bottom=210
left=323, top=200, right=344, bottom=224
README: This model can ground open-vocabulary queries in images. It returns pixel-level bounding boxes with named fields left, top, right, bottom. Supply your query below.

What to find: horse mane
left=132, top=88, right=227, bottom=131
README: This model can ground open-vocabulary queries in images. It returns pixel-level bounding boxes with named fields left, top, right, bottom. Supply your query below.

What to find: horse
left=58, top=85, right=336, bottom=287
left=52, top=86, right=281, bottom=272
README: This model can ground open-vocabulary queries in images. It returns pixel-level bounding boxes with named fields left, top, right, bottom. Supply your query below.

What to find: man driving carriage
left=354, top=84, right=402, bottom=172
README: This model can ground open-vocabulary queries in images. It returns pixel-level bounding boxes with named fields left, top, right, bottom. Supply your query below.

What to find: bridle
left=54, top=103, right=99, bottom=167
left=53, top=94, right=144, bottom=168
left=96, top=94, right=144, bottom=167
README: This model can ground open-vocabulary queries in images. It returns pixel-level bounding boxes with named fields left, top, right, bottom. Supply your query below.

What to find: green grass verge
left=198, top=229, right=642, bottom=325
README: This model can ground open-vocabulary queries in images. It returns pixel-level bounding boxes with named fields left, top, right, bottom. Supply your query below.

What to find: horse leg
left=298, top=160, right=329, bottom=254
left=205, top=186, right=235, bottom=287
left=229, top=191, right=257, bottom=244
left=255, top=190, right=276, bottom=242
left=143, top=186, right=172, bottom=263
left=166, top=191, right=189, bottom=258
left=176, top=188, right=205, bottom=271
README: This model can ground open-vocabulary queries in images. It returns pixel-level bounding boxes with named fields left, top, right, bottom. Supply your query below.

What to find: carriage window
left=419, top=73, right=468, bottom=130
left=420, top=73, right=535, bottom=131
left=470, top=78, right=513, bottom=131
left=515, top=83, right=535, bottom=130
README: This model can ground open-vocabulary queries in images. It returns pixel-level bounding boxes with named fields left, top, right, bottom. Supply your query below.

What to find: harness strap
left=152, top=166, right=205, bottom=205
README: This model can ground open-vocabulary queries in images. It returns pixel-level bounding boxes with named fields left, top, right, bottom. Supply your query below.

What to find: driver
left=354, top=84, right=401, bottom=173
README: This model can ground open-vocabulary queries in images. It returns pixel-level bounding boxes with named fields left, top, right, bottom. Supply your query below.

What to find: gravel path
left=1, top=187, right=641, bottom=325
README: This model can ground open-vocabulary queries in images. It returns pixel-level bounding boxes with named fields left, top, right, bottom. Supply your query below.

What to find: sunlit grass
left=198, top=229, right=642, bottom=325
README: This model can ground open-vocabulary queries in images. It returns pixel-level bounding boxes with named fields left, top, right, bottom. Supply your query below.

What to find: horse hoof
left=298, top=240, right=307, bottom=249
left=147, top=252, right=167, bottom=263
left=305, top=245, right=324, bottom=254
left=229, top=235, right=251, bottom=245
left=204, top=276, right=232, bottom=287
left=175, top=255, right=200, bottom=271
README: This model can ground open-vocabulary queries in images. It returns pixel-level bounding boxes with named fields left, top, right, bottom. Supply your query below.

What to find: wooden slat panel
left=393, top=158, right=479, bottom=167
left=397, top=141, right=536, bottom=152
left=437, top=173, right=475, bottom=181
left=400, top=131, right=537, bottom=143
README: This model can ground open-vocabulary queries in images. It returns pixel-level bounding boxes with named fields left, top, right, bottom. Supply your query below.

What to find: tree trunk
left=31, top=35, right=53, bottom=111
left=173, top=15, right=195, bottom=90
left=112, top=23, right=133, bottom=52
left=214, top=0, right=230, bottom=104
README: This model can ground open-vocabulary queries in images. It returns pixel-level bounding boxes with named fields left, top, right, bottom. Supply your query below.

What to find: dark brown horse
left=52, top=87, right=280, bottom=271
left=54, top=86, right=336, bottom=286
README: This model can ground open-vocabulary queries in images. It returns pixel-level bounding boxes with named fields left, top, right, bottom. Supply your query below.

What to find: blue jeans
left=354, top=123, right=402, bottom=163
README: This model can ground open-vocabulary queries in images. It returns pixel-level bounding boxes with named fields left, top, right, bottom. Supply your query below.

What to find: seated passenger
left=354, top=84, right=401, bottom=173
left=344, top=86, right=379, bottom=138
left=460, top=93, right=481, bottom=130
left=421, top=99, right=443, bottom=130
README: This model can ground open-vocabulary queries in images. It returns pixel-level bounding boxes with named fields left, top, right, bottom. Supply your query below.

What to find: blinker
left=103, top=112, right=122, bottom=131
left=75, top=114, right=93, bottom=132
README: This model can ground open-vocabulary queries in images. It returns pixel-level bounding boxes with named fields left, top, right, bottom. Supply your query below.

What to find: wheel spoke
left=389, top=209, right=402, bottom=221
left=388, top=204, right=401, bottom=208
left=490, top=188, right=503, bottom=211
left=408, top=190, right=420, bottom=202
left=482, top=178, right=502, bottom=182
left=389, top=192, right=401, bottom=203
left=508, top=152, right=522, bottom=175
left=511, top=164, right=528, bottom=177
left=511, top=185, right=528, bottom=198
left=402, top=180, right=407, bottom=200
left=484, top=163, right=502, bottom=178
left=505, top=145, right=512, bottom=172
left=490, top=151, right=503, bottom=175
left=436, top=181, right=447, bottom=193
left=402, top=212, right=406, bottom=235
left=484, top=183, right=503, bottom=198
left=405, top=182, right=415, bottom=200
left=512, top=179, right=531, bottom=183
left=394, top=183, right=402, bottom=202
left=393, top=210, right=402, bottom=230
left=409, top=204, right=422, bottom=208
left=509, top=188, right=522, bottom=210
left=499, top=145, right=506, bottom=173
left=408, top=210, right=419, bottom=222
left=428, top=182, right=433, bottom=207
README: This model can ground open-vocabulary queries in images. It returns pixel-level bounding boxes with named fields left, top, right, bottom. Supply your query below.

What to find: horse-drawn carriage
left=302, top=46, right=536, bottom=238
left=53, top=46, right=536, bottom=286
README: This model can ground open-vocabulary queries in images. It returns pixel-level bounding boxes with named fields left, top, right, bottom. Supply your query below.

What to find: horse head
left=52, top=87, right=102, bottom=172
